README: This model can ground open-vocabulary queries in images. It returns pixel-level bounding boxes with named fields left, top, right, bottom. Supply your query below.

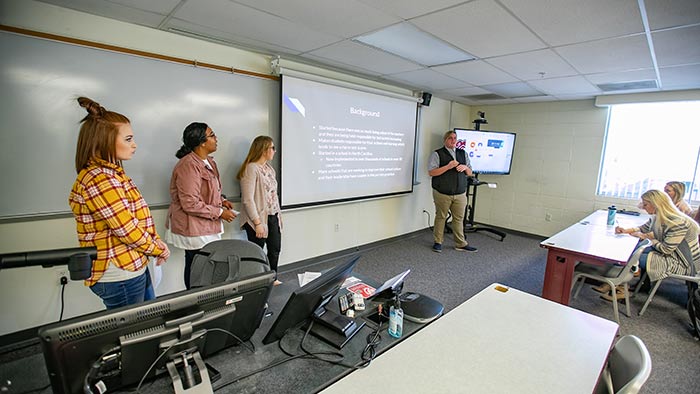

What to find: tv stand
left=166, top=350, right=213, bottom=394
left=465, top=175, right=506, bottom=241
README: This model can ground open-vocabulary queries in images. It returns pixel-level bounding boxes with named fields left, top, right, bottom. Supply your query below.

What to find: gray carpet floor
left=279, top=228, right=700, bottom=394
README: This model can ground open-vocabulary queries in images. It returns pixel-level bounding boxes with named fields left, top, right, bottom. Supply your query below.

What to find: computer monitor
left=366, top=269, right=410, bottom=301
left=262, top=255, right=361, bottom=345
left=38, top=270, right=275, bottom=394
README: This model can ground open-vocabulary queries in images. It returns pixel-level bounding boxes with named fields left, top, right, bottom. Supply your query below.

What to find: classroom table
left=540, top=210, right=650, bottom=305
left=1, top=275, right=432, bottom=394
left=320, top=283, right=620, bottom=394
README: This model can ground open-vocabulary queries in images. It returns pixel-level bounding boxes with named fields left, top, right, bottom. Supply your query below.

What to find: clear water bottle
left=607, top=205, right=617, bottom=226
left=388, top=295, right=404, bottom=339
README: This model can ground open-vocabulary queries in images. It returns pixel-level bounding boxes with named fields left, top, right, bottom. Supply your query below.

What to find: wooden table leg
left=542, top=250, right=577, bottom=305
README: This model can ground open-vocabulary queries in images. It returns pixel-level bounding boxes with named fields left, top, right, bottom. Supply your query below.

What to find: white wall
left=466, top=101, right=643, bottom=237
left=0, top=0, right=462, bottom=335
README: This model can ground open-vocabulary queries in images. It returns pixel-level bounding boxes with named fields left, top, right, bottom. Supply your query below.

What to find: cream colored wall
left=466, top=101, right=642, bottom=237
left=0, top=0, right=457, bottom=335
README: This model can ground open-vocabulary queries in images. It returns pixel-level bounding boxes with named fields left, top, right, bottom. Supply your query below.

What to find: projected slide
left=281, top=75, right=418, bottom=208
left=455, top=128, right=516, bottom=175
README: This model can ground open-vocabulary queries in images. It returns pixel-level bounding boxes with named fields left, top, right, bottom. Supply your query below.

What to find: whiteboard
left=0, top=31, right=279, bottom=220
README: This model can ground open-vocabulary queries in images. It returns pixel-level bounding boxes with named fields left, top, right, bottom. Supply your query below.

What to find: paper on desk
left=487, top=183, right=497, bottom=188
left=298, top=271, right=321, bottom=287
left=342, top=276, right=362, bottom=288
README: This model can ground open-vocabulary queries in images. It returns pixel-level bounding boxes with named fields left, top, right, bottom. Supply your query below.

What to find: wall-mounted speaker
left=421, top=92, right=432, bottom=106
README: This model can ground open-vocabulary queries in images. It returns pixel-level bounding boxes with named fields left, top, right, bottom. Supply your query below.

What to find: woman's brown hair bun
left=77, top=96, right=105, bottom=118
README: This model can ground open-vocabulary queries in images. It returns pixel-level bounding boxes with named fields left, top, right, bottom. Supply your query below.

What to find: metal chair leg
left=622, top=283, right=631, bottom=318
left=632, top=272, right=647, bottom=299
left=573, top=275, right=584, bottom=299
left=608, top=280, right=621, bottom=324
left=638, top=280, right=664, bottom=317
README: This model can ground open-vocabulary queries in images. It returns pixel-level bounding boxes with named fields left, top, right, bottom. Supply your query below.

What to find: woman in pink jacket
left=165, top=122, right=236, bottom=289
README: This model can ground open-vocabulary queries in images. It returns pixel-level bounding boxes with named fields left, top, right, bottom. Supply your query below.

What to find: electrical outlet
left=545, top=213, right=552, bottom=222
left=54, top=267, right=69, bottom=284
left=334, top=223, right=339, bottom=232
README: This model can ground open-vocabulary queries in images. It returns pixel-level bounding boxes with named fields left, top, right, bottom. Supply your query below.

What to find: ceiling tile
left=481, top=82, right=544, bottom=98
left=555, top=35, right=653, bottom=74
left=38, top=0, right=169, bottom=27
left=306, top=41, right=424, bottom=75
left=433, top=61, right=519, bottom=86
left=174, top=0, right=341, bottom=53
left=653, top=25, right=700, bottom=67
left=529, top=76, right=600, bottom=96
left=384, top=68, right=469, bottom=91
left=644, top=0, right=700, bottom=30
left=514, top=95, right=558, bottom=103
left=439, top=87, right=490, bottom=96
left=487, top=49, right=578, bottom=81
left=412, top=0, right=546, bottom=58
left=585, top=69, right=657, bottom=85
left=167, top=18, right=302, bottom=54
left=355, top=0, right=468, bottom=19
left=659, top=64, right=700, bottom=90
left=233, top=0, right=400, bottom=38
left=499, top=0, right=643, bottom=46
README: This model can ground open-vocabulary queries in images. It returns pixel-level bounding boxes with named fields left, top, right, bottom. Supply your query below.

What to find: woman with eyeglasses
left=70, top=97, right=170, bottom=309
left=664, top=181, right=692, bottom=215
left=237, top=136, right=282, bottom=285
left=165, top=122, right=236, bottom=289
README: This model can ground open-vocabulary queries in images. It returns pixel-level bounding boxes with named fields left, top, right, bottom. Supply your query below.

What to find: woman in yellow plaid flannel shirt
left=69, top=97, right=170, bottom=309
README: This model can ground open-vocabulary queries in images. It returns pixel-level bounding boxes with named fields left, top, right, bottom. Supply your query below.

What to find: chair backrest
left=608, top=335, right=652, bottom=394
left=190, top=239, right=270, bottom=287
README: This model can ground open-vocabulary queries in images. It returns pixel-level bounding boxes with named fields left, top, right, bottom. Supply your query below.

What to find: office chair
left=572, top=240, right=652, bottom=324
left=634, top=271, right=700, bottom=317
left=596, top=335, right=652, bottom=394
left=189, top=239, right=270, bottom=287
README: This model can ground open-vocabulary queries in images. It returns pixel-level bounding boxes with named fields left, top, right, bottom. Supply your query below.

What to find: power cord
left=59, top=276, right=68, bottom=321
left=83, top=346, right=120, bottom=394
left=358, top=306, right=387, bottom=368
left=423, top=210, right=432, bottom=230
left=206, top=328, right=255, bottom=354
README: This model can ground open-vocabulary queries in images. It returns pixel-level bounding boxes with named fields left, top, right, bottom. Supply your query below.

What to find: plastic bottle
left=607, top=205, right=617, bottom=226
left=388, top=295, right=404, bottom=338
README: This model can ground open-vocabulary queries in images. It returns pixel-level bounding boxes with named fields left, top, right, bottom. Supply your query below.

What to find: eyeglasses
left=206, top=132, right=217, bottom=139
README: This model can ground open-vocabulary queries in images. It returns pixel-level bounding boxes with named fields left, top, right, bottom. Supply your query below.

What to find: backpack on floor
left=687, top=281, right=700, bottom=340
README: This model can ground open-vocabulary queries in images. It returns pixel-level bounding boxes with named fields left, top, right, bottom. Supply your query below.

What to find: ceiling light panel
left=354, top=22, right=474, bottom=66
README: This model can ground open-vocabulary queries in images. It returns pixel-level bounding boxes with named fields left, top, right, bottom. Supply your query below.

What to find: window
left=597, top=101, right=700, bottom=203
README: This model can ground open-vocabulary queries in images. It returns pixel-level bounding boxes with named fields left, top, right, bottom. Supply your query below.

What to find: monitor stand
left=309, top=308, right=365, bottom=349
left=166, top=350, right=213, bottom=394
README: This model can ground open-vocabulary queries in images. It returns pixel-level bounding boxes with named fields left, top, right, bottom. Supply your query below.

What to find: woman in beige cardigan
left=616, top=189, right=700, bottom=283
left=237, top=136, right=282, bottom=284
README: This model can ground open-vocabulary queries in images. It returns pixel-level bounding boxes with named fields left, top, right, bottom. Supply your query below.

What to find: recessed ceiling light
left=354, top=23, right=475, bottom=67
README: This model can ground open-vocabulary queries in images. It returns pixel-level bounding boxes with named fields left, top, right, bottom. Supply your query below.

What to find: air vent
left=57, top=317, right=120, bottom=341
left=199, top=289, right=226, bottom=304
left=597, top=80, right=658, bottom=92
left=121, top=324, right=165, bottom=340
left=462, top=94, right=506, bottom=101
left=135, top=304, right=171, bottom=322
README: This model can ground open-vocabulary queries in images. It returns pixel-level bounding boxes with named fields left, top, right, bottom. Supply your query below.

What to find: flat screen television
left=38, top=270, right=275, bottom=394
left=262, top=255, right=361, bottom=346
left=454, top=128, right=516, bottom=175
